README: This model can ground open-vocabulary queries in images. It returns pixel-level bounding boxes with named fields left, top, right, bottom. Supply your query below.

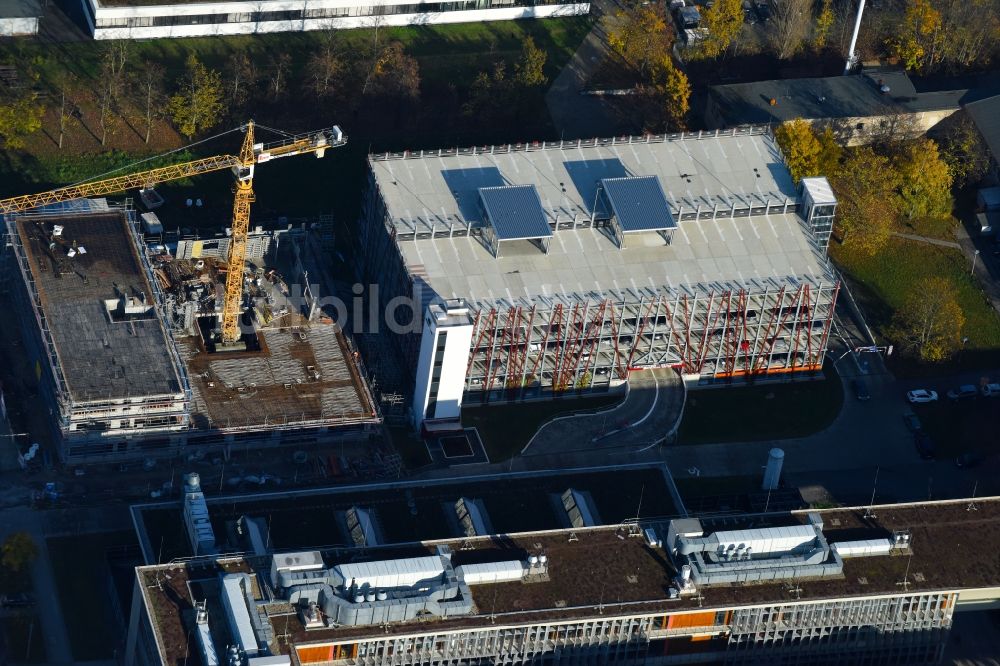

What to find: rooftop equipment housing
left=478, top=185, right=552, bottom=258
left=598, top=176, right=677, bottom=248
left=183, top=473, right=217, bottom=556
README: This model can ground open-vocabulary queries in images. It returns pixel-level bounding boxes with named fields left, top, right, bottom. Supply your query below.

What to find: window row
left=95, top=0, right=562, bottom=29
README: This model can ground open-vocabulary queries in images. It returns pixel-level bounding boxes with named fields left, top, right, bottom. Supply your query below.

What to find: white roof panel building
left=334, top=556, right=446, bottom=590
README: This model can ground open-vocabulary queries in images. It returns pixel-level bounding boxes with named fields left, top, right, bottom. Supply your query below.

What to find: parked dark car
left=946, top=384, right=978, bottom=401
left=675, top=5, right=701, bottom=29
left=852, top=379, right=871, bottom=401
left=903, top=412, right=922, bottom=432
left=956, top=452, right=985, bottom=468
left=914, top=432, right=935, bottom=460
left=1, top=593, right=35, bottom=608
left=754, top=0, right=772, bottom=21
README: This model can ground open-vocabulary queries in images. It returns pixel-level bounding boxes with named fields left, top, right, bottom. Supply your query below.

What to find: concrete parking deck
left=522, top=368, right=684, bottom=457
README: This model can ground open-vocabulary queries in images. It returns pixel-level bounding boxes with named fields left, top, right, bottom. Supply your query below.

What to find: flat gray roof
left=370, top=133, right=834, bottom=310
left=372, top=132, right=798, bottom=234
left=397, top=212, right=833, bottom=310
left=13, top=211, right=183, bottom=403
left=0, top=0, right=41, bottom=18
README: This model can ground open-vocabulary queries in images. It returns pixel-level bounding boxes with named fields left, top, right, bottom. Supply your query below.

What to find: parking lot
left=903, top=380, right=1000, bottom=462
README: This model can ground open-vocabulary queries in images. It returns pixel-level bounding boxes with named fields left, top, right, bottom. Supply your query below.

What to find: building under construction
left=358, top=128, right=840, bottom=429
left=2, top=200, right=380, bottom=463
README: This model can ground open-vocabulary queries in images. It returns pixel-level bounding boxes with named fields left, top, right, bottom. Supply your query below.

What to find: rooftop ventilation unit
left=195, top=600, right=219, bottom=666
left=182, top=472, right=216, bottom=557
left=561, top=488, right=596, bottom=529
left=345, top=506, right=380, bottom=547
left=220, top=575, right=259, bottom=657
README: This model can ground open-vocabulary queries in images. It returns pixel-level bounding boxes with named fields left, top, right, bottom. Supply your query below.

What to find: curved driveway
left=522, top=368, right=685, bottom=457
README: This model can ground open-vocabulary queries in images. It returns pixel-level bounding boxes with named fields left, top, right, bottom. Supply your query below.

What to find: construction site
left=358, top=127, right=841, bottom=427
left=0, top=123, right=380, bottom=464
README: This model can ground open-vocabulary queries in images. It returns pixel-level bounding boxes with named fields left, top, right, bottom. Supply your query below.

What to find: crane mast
left=220, top=121, right=258, bottom=347
left=0, top=121, right=347, bottom=349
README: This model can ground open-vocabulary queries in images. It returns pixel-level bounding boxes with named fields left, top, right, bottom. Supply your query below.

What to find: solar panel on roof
left=600, top=176, right=677, bottom=233
left=479, top=185, right=553, bottom=241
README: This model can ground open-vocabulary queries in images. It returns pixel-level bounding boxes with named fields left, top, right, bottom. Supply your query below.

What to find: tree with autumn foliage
left=816, top=126, right=843, bottom=176
left=651, top=56, right=690, bottom=130
left=169, top=55, right=224, bottom=139
left=829, top=147, right=901, bottom=256
left=775, top=119, right=823, bottom=183
left=896, top=139, right=953, bottom=221
left=936, top=114, right=991, bottom=187
left=514, top=36, right=548, bottom=89
left=892, top=276, right=965, bottom=362
left=0, top=95, right=44, bottom=149
left=605, top=4, right=672, bottom=76
left=812, top=0, right=834, bottom=50
left=1, top=533, right=37, bottom=573
left=366, top=41, right=421, bottom=101
left=698, top=0, right=744, bottom=59
left=888, top=0, right=942, bottom=71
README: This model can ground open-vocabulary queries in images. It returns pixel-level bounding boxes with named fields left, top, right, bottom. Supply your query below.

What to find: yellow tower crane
left=0, top=121, right=346, bottom=347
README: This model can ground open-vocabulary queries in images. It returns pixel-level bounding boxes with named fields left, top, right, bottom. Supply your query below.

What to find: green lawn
left=47, top=530, right=138, bottom=661
left=462, top=393, right=624, bottom=461
left=897, top=215, right=958, bottom=241
left=1, top=614, right=45, bottom=663
left=676, top=365, right=843, bottom=445
left=0, top=17, right=592, bottom=224
left=0, top=19, right=590, bottom=88
left=833, top=237, right=1000, bottom=375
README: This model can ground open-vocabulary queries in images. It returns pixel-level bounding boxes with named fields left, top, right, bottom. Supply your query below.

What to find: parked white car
left=982, top=383, right=1000, bottom=397
left=907, top=389, right=938, bottom=403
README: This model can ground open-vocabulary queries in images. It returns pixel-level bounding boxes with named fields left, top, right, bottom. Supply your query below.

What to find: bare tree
left=58, top=87, right=66, bottom=149
left=228, top=52, right=257, bottom=111
left=361, top=2, right=389, bottom=95
left=769, top=0, right=812, bottom=59
left=98, top=79, right=113, bottom=146
left=95, top=40, right=130, bottom=146
left=52, top=72, right=75, bottom=150
left=307, top=37, right=345, bottom=98
left=104, top=40, right=130, bottom=84
left=268, top=52, right=292, bottom=99
left=139, top=62, right=165, bottom=144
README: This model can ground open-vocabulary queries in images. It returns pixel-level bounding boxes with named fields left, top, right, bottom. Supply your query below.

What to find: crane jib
left=0, top=121, right=347, bottom=348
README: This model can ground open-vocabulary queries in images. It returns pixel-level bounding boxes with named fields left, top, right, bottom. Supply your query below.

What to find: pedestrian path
left=544, top=0, right=631, bottom=139
left=891, top=231, right=961, bottom=249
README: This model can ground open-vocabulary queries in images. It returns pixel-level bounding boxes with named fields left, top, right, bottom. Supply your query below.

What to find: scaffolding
left=458, top=279, right=839, bottom=402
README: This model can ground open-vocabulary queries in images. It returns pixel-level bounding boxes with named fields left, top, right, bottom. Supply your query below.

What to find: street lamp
left=971, top=249, right=981, bottom=276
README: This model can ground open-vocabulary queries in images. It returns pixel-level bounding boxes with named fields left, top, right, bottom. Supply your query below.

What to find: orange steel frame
left=463, top=283, right=839, bottom=398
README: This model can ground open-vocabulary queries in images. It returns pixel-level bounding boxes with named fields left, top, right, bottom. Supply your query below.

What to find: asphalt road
left=0, top=504, right=130, bottom=665
left=662, top=333, right=1000, bottom=506
left=523, top=368, right=684, bottom=457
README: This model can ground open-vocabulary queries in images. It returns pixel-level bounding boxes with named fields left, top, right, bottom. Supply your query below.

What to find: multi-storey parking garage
left=357, top=128, right=840, bottom=428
